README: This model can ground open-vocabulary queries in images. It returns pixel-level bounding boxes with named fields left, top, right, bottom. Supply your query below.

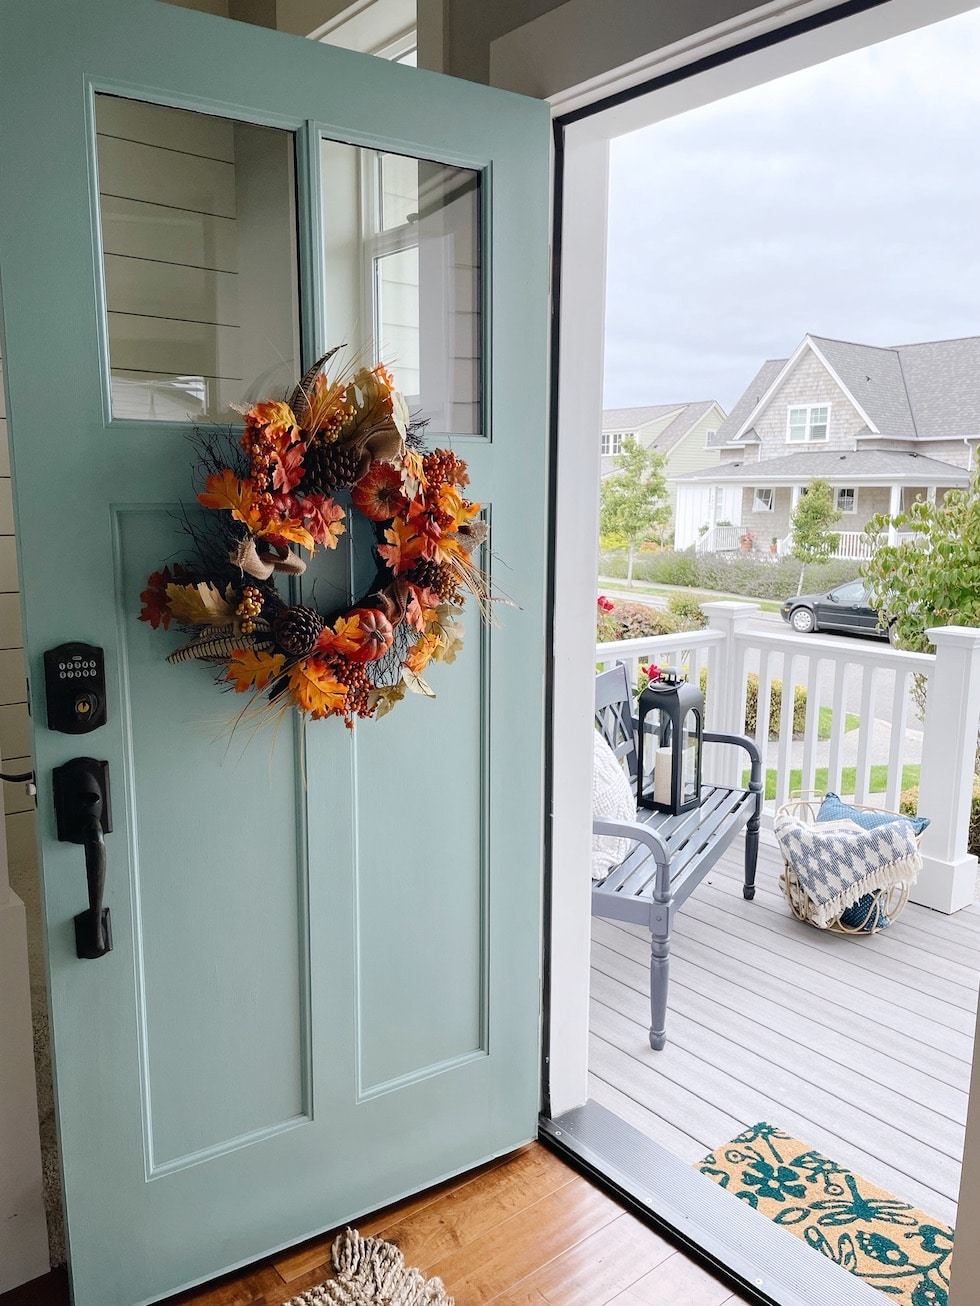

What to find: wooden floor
left=2, top=1144, right=752, bottom=1306
left=590, top=831, right=980, bottom=1230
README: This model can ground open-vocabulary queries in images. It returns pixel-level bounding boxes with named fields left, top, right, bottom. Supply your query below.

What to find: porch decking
left=589, top=832, right=979, bottom=1230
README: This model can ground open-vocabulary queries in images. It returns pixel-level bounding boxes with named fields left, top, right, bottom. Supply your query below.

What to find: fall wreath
left=139, top=349, right=490, bottom=726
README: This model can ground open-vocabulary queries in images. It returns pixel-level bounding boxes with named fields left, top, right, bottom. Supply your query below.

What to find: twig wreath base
left=140, top=349, right=491, bottom=728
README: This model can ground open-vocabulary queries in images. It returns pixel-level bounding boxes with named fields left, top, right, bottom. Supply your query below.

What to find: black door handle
left=52, top=758, right=113, bottom=959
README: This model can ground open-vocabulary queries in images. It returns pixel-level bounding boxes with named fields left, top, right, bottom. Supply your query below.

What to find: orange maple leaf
left=377, top=516, right=424, bottom=575
left=270, top=433, right=307, bottom=493
left=139, top=565, right=185, bottom=629
left=224, top=649, right=286, bottom=694
left=302, top=493, right=347, bottom=549
left=198, top=468, right=262, bottom=531
left=287, top=658, right=347, bottom=719
left=315, top=614, right=364, bottom=657
left=258, top=519, right=316, bottom=554
left=404, top=632, right=442, bottom=675
left=246, top=401, right=298, bottom=438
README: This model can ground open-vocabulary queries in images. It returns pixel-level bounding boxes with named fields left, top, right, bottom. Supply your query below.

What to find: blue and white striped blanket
left=773, top=812, right=921, bottom=929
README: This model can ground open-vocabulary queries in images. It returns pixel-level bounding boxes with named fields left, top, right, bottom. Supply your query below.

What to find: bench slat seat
left=593, top=665, right=762, bottom=1050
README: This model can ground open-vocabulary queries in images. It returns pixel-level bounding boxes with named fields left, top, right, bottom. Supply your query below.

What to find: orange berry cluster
left=241, top=423, right=281, bottom=493
left=331, top=658, right=377, bottom=726
left=236, top=585, right=263, bottom=635
left=422, top=449, right=469, bottom=489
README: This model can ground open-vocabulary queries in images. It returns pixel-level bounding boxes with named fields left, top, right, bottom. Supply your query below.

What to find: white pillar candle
left=653, top=746, right=673, bottom=805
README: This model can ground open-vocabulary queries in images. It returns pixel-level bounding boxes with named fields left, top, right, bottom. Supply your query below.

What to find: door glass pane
left=95, top=94, right=300, bottom=422
left=321, top=139, right=481, bottom=436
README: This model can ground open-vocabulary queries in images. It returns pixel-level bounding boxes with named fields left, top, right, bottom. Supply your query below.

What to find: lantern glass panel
left=681, top=710, right=702, bottom=805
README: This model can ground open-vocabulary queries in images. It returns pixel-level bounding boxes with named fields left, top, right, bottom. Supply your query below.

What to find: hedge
left=598, top=548, right=859, bottom=601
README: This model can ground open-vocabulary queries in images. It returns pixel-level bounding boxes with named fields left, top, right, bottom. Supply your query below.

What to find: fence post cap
left=926, top=625, right=980, bottom=651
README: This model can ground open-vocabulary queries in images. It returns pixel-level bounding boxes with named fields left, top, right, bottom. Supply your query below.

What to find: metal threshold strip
left=539, top=1101, right=885, bottom=1306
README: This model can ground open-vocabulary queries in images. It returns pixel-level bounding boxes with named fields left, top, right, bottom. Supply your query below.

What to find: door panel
left=0, top=4, right=549, bottom=1303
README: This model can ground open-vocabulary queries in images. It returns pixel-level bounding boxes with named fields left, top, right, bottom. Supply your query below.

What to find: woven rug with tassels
left=284, top=1228, right=453, bottom=1306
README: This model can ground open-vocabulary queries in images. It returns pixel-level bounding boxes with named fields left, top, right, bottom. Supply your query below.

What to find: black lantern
left=636, top=667, right=704, bottom=814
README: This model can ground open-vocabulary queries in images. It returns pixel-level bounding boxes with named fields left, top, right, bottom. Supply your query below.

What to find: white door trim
left=545, top=16, right=980, bottom=1297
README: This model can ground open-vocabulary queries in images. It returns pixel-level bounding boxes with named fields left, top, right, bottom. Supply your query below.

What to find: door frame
left=542, top=4, right=980, bottom=1302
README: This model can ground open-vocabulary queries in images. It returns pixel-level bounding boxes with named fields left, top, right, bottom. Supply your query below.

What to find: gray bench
left=593, top=664, right=763, bottom=1050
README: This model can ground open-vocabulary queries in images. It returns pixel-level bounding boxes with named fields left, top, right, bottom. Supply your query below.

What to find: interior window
left=321, top=140, right=481, bottom=436
left=95, top=94, right=299, bottom=422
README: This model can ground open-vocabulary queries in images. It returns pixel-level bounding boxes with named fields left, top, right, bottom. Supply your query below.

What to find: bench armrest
left=593, top=817, right=671, bottom=896
left=703, top=731, right=763, bottom=792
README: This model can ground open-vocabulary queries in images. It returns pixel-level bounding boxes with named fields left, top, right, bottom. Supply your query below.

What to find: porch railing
left=597, top=602, right=980, bottom=913
left=695, top=524, right=740, bottom=554
left=830, top=530, right=875, bottom=560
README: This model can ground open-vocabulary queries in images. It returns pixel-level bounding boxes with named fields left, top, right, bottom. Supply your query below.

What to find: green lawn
left=817, top=707, right=860, bottom=740
left=741, top=763, right=921, bottom=801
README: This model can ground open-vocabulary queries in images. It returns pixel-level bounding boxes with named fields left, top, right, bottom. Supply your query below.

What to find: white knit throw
left=774, top=812, right=921, bottom=929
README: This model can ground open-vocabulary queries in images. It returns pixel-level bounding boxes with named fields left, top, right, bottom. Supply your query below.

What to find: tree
left=862, top=472, right=980, bottom=652
left=599, top=437, right=671, bottom=585
left=789, top=478, right=841, bottom=594
left=862, top=474, right=980, bottom=778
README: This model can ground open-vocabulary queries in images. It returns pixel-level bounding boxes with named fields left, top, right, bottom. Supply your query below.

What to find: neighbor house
left=601, top=400, right=725, bottom=519
left=673, top=332, right=978, bottom=550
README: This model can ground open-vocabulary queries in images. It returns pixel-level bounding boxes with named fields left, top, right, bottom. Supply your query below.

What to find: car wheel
left=790, top=607, right=816, bottom=634
left=887, top=623, right=900, bottom=646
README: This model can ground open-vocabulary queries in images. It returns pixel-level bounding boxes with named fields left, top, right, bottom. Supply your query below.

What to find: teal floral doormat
left=697, top=1123, right=953, bottom=1305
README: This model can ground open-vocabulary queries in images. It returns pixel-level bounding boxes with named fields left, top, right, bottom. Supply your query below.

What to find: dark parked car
left=780, top=580, right=890, bottom=640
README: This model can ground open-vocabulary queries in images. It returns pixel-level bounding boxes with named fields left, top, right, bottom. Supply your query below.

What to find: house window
left=601, top=431, right=626, bottom=456
left=787, top=404, right=829, bottom=442
left=836, top=486, right=857, bottom=514
left=753, top=487, right=774, bottom=512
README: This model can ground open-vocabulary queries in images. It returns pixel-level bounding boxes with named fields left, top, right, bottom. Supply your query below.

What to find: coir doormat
left=284, top=1228, right=453, bottom=1306
left=697, top=1123, right=953, bottom=1306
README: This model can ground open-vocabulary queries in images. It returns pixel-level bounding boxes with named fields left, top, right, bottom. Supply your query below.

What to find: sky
left=603, top=7, right=980, bottom=413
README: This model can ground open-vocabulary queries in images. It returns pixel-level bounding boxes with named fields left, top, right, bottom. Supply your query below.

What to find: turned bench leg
left=649, top=895, right=672, bottom=1050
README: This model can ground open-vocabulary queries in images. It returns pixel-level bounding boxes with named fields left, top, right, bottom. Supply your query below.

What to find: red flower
left=597, top=595, right=614, bottom=613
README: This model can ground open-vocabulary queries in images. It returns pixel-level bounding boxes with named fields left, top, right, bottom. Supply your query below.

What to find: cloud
left=604, top=8, right=980, bottom=411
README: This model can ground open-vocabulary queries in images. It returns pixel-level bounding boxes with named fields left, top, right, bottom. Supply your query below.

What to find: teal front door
left=0, top=4, right=549, bottom=1303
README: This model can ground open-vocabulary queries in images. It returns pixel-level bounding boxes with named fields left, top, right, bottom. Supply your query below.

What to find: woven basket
left=776, top=792, right=920, bottom=934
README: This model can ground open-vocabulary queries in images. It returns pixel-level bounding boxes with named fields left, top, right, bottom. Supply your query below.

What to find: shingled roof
left=603, top=400, right=723, bottom=456
left=718, top=333, right=980, bottom=446
left=672, top=448, right=971, bottom=484
left=711, top=360, right=783, bottom=445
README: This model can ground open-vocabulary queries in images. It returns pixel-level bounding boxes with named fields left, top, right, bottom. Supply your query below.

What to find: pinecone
left=272, top=605, right=325, bottom=657
left=408, top=559, right=458, bottom=601
left=306, top=438, right=362, bottom=491
left=407, top=559, right=443, bottom=591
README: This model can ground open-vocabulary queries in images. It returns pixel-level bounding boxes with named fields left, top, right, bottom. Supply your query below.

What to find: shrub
left=598, top=548, right=859, bottom=600
left=743, top=672, right=807, bottom=737
left=599, top=532, right=628, bottom=552
left=610, top=602, right=683, bottom=640
left=699, top=667, right=807, bottom=738
left=667, top=593, right=708, bottom=628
